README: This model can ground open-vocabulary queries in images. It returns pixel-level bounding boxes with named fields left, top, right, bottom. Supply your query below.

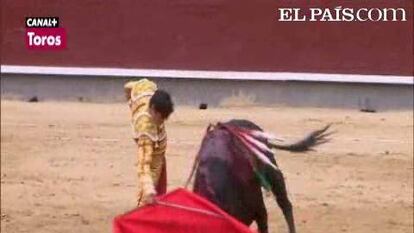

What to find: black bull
left=191, top=119, right=332, bottom=233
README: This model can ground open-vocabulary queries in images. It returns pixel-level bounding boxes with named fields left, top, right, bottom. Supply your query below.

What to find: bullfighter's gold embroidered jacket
left=124, top=79, right=167, bottom=206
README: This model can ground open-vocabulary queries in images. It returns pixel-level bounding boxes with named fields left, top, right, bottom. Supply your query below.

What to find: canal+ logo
left=25, top=17, right=66, bottom=50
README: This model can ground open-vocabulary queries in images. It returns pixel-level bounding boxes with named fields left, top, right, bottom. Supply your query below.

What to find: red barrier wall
left=1, top=0, right=413, bottom=76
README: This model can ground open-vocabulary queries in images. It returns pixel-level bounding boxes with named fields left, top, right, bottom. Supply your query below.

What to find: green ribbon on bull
left=255, top=170, right=272, bottom=191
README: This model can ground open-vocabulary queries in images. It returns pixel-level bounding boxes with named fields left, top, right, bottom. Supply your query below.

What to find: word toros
left=27, top=32, right=61, bottom=46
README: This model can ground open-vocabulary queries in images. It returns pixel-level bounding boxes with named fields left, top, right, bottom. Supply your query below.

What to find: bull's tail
left=268, top=124, right=334, bottom=152
left=184, top=124, right=215, bottom=189
left=184, top=152, right=201, bottom=189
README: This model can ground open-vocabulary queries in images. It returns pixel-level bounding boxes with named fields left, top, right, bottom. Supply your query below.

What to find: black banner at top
left=26, top=17, right=59, bottom=28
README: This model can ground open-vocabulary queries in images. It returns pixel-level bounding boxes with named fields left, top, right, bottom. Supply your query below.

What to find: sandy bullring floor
left=1, top=100, right=413, bottom=233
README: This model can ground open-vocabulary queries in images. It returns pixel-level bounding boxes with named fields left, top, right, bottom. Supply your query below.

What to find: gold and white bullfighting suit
left=124, top=79, right=167, bottom=206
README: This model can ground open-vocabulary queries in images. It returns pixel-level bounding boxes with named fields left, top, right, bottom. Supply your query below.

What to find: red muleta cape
left=113, top=188, right=255, bottom=233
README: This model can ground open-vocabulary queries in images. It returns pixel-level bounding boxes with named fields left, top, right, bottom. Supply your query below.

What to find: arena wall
left=1, top=72, right=412, bottom=110
left=1, top=1, right=413, bottom=110
left=2, top=0, right=413, bottom=76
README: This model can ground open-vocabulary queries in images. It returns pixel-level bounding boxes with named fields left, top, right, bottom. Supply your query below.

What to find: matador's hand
left=143, top=193, right=156, bottom=205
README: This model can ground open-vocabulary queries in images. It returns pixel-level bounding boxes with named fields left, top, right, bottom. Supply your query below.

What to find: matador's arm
left=137, top=136, right=156, bottom=198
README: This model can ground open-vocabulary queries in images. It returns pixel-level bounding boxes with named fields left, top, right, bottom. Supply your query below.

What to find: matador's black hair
left=150, top=89, right=174, bottom=119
